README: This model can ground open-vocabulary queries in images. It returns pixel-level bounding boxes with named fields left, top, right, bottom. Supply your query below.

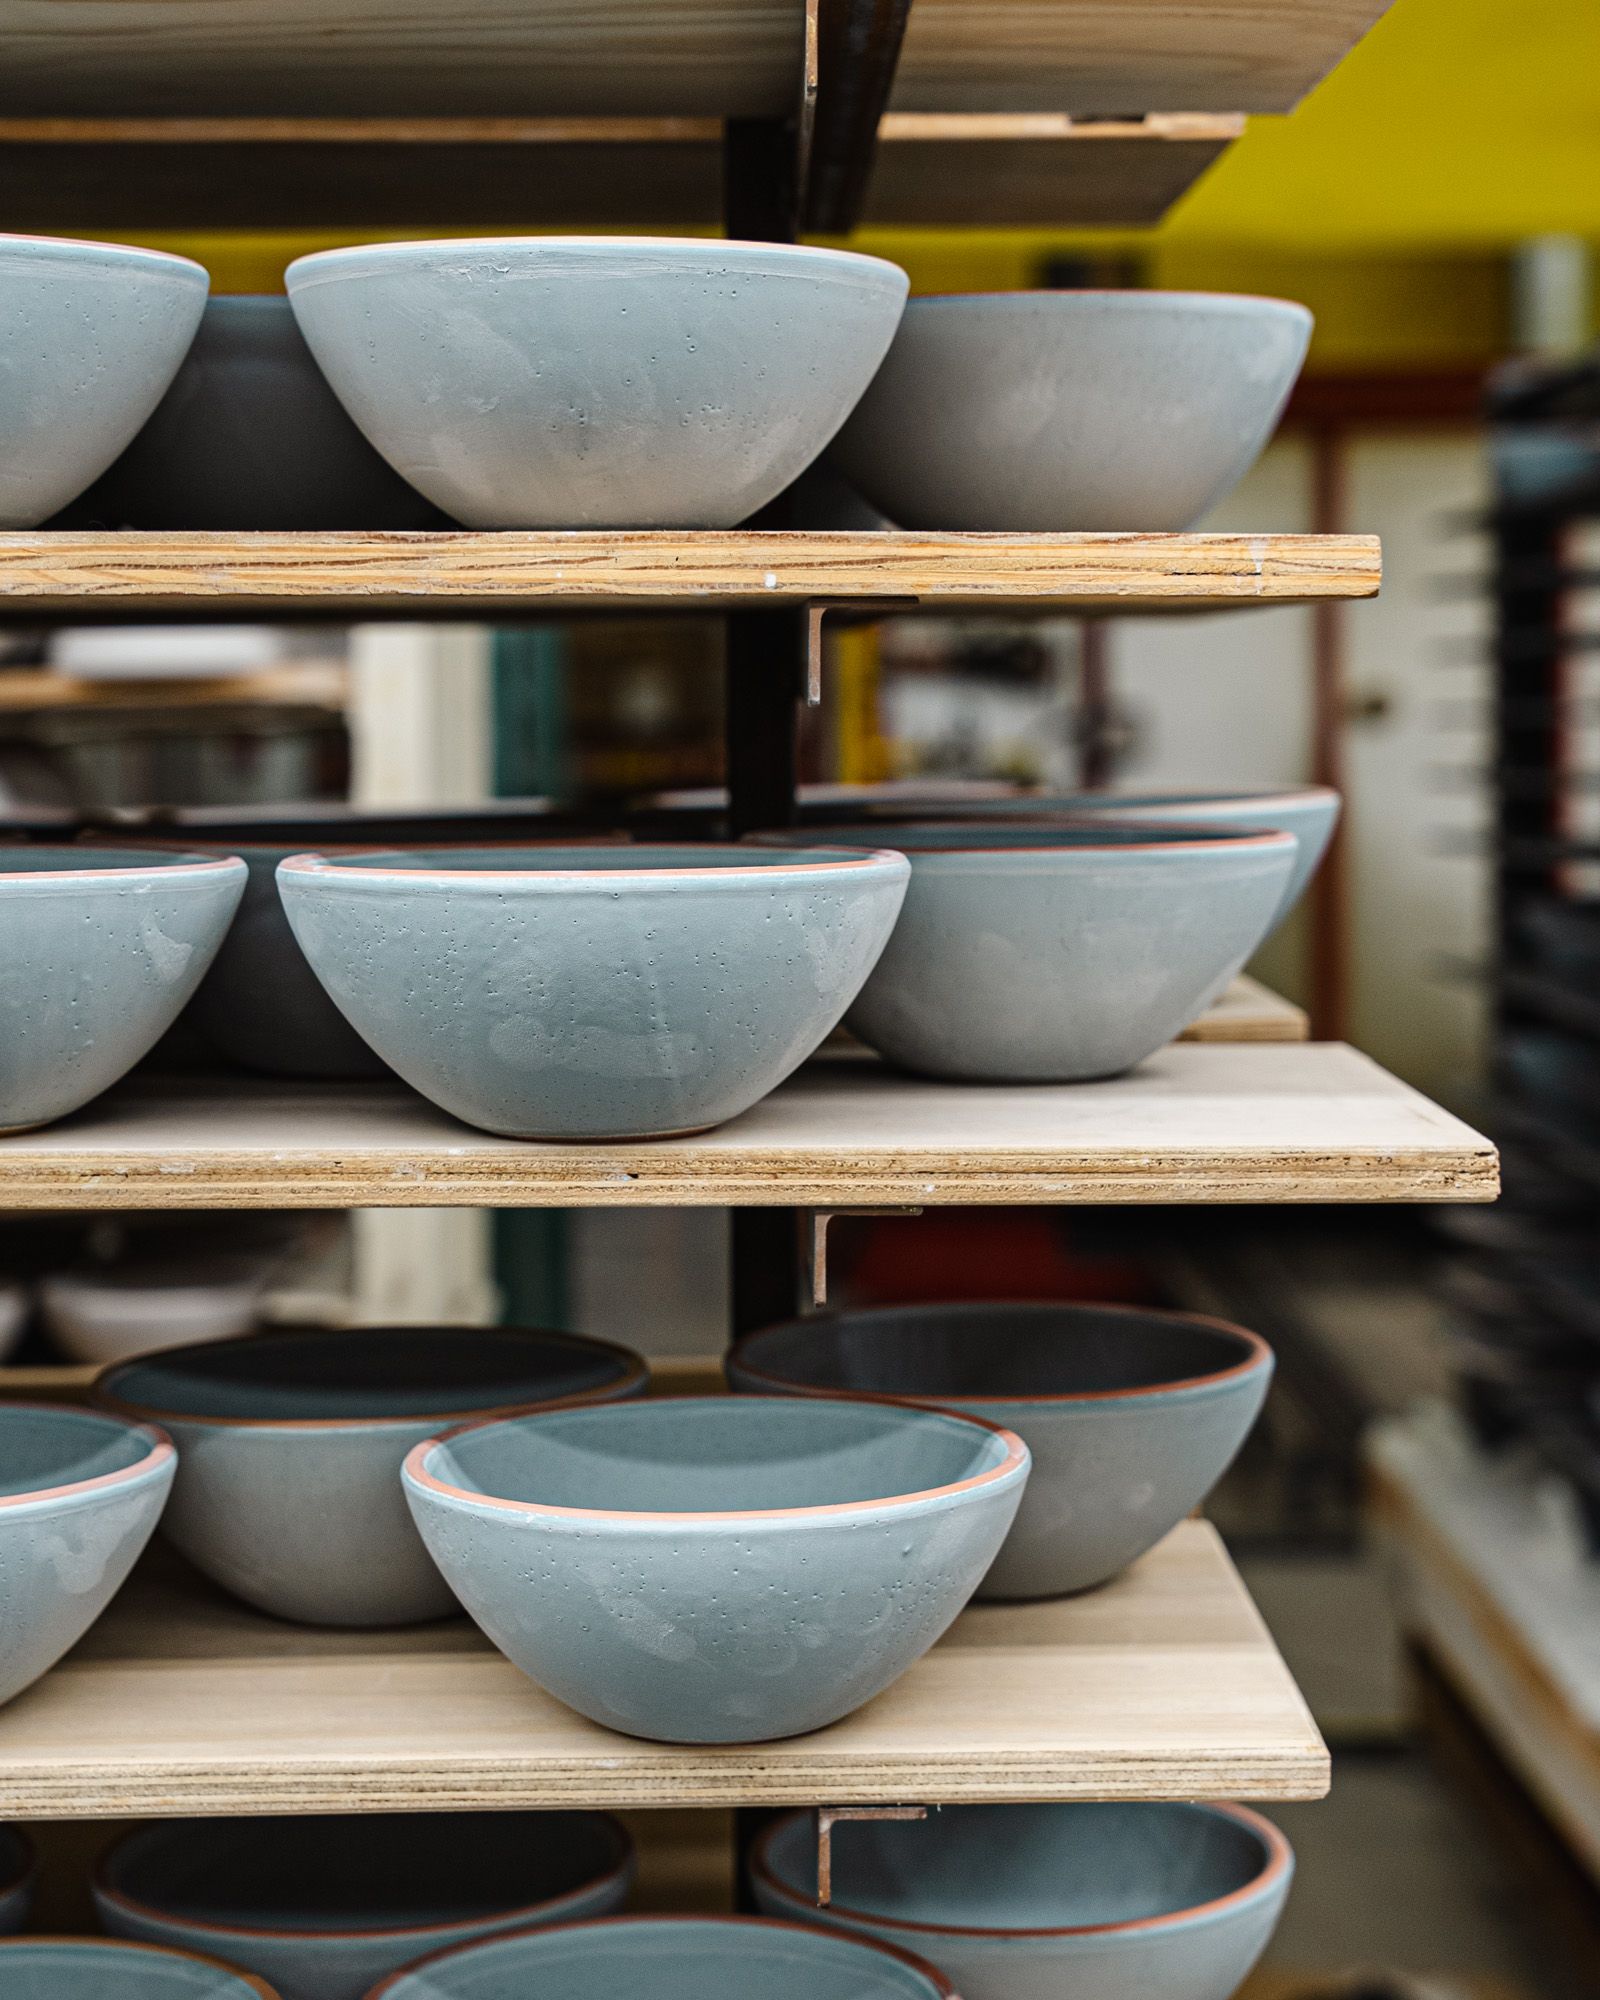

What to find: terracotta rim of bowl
left=405, top=1393, right=1028, bottom=1523
left=0, top=1935, right=278, bottom=1995
left=751, top=1802, right=1293, bottom=1940
left=362, top=1912, right=958, bottom=2000
left=0, top=233, right=208, bottom=277
left=0, top=846, right=243, bottom=882
left=903, top=288, right=1311, bottom=317
left=0, top=1402, right=174, bottom=1509
left=94, top=1326, right=649, bottom=1433
left=93, top=1812, right=635, bottom=1944
left=759, top=819, right=1297, bottom=858
left=279, top=843, right=908, bottom=882
left=288, top=236, right=905, bottom=278
left=728, top=1302, right=1273, bottom=1406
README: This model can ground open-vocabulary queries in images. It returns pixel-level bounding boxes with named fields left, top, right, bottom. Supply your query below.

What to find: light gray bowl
left=284, top=237, right=908, bottom=528
left=0, top=1402, right=174, bottom=1705
left=729, top=1303, right=1273, bottom=1598
left=277, top=845, right=909, bottom=1139
left=61, top=296, right=450, bottom=531
left=831, top=785, right=1340, bottom=935
left=830, top=291, right=1312, bottom=531
left=367, top=1915, right=955, bottom=2000
left=0, top=1938, right=278, bottom=1998
left=0, top=235, right=208, bottom=528
left=403, top=1396, right=1028, bottom=1743
left=0, top=847, right=246, bottom=1132
left=751, top=821, right=1294, bottom=1082
left=95, top=1813, right=635, bottom=2000
left=752, top=1802, right=1294, bottom=2000
left=0, top=1828, right=34, bottom=1933
left=95, top=1326, right=647, bottom=1627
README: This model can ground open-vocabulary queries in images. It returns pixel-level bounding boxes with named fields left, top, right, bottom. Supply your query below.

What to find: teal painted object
left=367, top=1915, right=955, bottom=2000
left=95, top=1326, right=646, bottom=1628
left=830, top=291, right=1311, bottom=531
left=0, top=1937, right=278, bottom=1997
left=830, top=786, right=1339, bottom=935
left=0, top=234, right=207, bottom=527
left=277, top=845, right=909, bottom=1140
left=0, top=1403, right=174, bottom=1706
left=729, top=1302, right=1273, bottom=1599
left=0, top=848, right=245, bottom=1132
left=94, top=1813, right=634, bottom=2000
left=403, top=1395, right=1028, bottom=1744
left=753, top=821, right=1294, bottom=1082
left=285, top=238, right=908, bottom=529
left=752, top=1802, right=1294, bottom=2000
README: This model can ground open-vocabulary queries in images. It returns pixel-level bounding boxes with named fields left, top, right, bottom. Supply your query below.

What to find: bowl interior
left=294, top=844, right=879, bottom=876
left=0, top=1405, right=159, bottom=1498
left=0, top=1827, right=29, bottom=1894
left=103, top=1812, right=626, bottom=1934
left=0, top=846, right=221, bottom=876
left=377, top=1917, right=943, bottom=2000
left=103, top=1328, right=637, bottom=1423
left=736, top=1305, right=1261, bottom=1402
left=762, top=1802, right=1278, bottom=1930
left=0, top=1939, right=259, bottom=1996
left=423, top=1397, right=1012, bottom=1514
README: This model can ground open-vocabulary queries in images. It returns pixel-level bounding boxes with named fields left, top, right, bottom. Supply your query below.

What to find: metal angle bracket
left=815, top=1805, right=929, bottom=1907
left=807, top=1206, right=923, bottom=1306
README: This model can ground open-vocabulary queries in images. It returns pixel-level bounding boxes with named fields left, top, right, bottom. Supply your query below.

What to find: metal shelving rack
left=0, top=0, right=1468, bottom=1887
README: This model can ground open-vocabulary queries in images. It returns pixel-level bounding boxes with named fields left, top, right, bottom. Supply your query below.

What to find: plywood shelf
left=1179, top=974, right=1308, bottom=1044
left=0, top=1521, right=1326, bottom=1817
left=0, top=531, right=1382, bottom=621
left=0, top=1, right=1395, bottom=123
left=0, top=112, right=1242, bottom=231
left=0, top=1044, right=1496, bottom=1210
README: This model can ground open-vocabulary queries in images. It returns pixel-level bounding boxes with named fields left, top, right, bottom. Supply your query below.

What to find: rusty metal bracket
left=816, top=1805, right=928, bottom=1906
left=807, top=1206, right=922, bottom=1306
left=804, top=602, right=826, bottom=704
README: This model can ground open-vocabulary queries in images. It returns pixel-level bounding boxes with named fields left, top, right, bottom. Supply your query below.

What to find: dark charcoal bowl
left=58, top=295, right=452, bottom=530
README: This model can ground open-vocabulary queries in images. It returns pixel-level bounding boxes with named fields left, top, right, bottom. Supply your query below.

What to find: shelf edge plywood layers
left=0, top=1522, right=1327, bottom=1816
left=0, top=1045, right=1498, bottom=1210
left=0, top=532, right=1383, bottom=620
left=0, top=0, right=1395, bottom=121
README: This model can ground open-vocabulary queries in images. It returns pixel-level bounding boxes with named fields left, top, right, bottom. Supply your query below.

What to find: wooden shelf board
left=0, top=532, right=1382, bottom=621
left=0, top=112, right=1242, bottom=229
left=1370, top=1417, right=1600, bottom=1884
left=0, top=1, right=1393, bottom=123
left=0, top=1044, right=1497, bottom=1210
left=0, top=1521, right=1326, bottom=1817
left=1178, top=974, right=1308, bottom=1044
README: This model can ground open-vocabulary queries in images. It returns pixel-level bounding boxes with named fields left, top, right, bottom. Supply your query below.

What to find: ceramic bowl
left=0, top=1402, right=174, bottom=1704
left=183, top=845, right=390, bottom=1079
left=0, top=1828, right=35, bottom=1932
left=95, top=1325, right=647, bottom=1627
left=729, top=1302, right=1273, bottom=1597
left=41, top=1257, right=266, bottom=1366
left=95, top=1812, right=635, bottom=2000
left=0, top=1282, right=29, bottom=1363
left=61, top=296, right=450, bottom=531
left=276, top=845, right=909, bottom=1140
left=284, top=238, right=909, bottom=528
left=0, top=846, right=246, bottom=1132
left=829, top=291, right=1311, bottom=531
left=367, top=1915, right=956, bottom=2000
left=403, top=1395, right=1028, bottom=1742
left=752, top=821, right=1294, bottom=1082
left=832, top=785, right=1339, bottom=935
left=0, top=1938, right=277, bottom=1998
left=752, top=1802, right=1294, bottom=2000
left=0, top=235, right=208, bottom=528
